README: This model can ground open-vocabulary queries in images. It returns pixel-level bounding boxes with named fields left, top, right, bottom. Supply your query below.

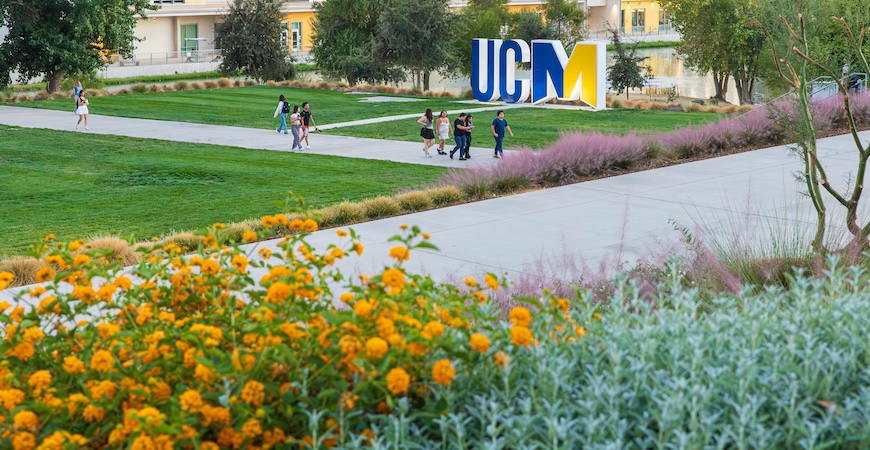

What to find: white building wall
left=135, top=18, right=175, bottom=54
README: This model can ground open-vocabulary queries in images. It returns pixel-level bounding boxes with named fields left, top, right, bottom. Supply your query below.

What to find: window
left=180, top=24, right=198, bottom=53
left=290, top=22, right=302, bottom=51
left=620, top=10, right=625, bottom=32
left=658, top=10, right=672, bottom=31
left=631, top=9, right=645, bottom=33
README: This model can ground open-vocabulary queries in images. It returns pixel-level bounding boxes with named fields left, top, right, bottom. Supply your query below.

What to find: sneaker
left=459, top=158, right=466, bottom=160
left=425, top=154, right=432, bottom=158
left=84, top=127, right=89, bottom=131
left=449, top=152, right=454, bottom=159
left=75, top=125, right=79, bottom=131
left=284, top=131, right=289, bottom=134
left=277, top=129, right=281, bottom=133
left=305, top=145, right=311, bottom=150
left=493, top=155, right=499, bottom=159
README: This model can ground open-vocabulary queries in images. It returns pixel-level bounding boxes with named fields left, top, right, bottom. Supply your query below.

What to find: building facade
left=133, top=0, right=672, bottom=59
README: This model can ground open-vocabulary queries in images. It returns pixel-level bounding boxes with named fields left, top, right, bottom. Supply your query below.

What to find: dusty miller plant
left=766, top=11, right=870, bottom=254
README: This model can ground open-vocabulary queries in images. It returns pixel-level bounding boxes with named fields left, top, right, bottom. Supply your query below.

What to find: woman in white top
left=436, top=110, right=450, bottom=155
left=76, top=91, right=89, bottom=131
left=289, top=105, right=303, bottom=150
left=273, top=94, right=289, bottom=134
left=417, top=108, right=435, bottom=158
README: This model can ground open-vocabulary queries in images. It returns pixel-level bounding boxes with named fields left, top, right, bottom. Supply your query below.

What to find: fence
left=108, top=49, right=223, bottom=67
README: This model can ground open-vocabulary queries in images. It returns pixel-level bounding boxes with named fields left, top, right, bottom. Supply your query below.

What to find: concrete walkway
left=0, top=106, right=503, bottom=168
left=2, top=105, right=869, bottom=302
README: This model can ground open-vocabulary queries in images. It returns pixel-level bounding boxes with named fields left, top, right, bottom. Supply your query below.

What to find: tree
left=0, top=0, right=155, bottom=93
left=508, top=10, right=556, bottom=44
left=312, top=0, right=402, bottom=86
left=375, top=0, right=453, bottom=91
left=606, top=29, right=651, bottom=100
left=215, top=0, right=293, bottom=83
left=542, top=0, right=587, bottom=49
left=448, top=0, right=510, bottom=77
left=658, top=0, right=765, bottom=104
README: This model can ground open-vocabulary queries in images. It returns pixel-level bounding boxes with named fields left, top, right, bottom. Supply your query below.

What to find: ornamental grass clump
left=319, top=201, right=366, bottom=227
left=0, top=256, right=44, bottom=288
left=394, top=190, right=433, bottom=212
left=360, top=196, right=401, bottom=219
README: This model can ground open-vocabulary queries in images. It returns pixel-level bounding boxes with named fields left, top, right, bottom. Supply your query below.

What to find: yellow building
left=132, top=0, right=672, bottom=59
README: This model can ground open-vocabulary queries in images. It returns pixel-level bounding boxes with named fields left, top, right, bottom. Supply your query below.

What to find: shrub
left=190, top=82, right=205, bottom=90
left=360, top=196, right=402, bottom=219
left=245, top=80, right=258, bottom=87
left=317, top=81, right=331, bottom=90
left=148, top=84, right=164, bottom=93
left=131, top=84, right=148, bottom=94
left=460, top=88, right=474, bottom=99
left=34, top=92, right=52, bottom=101
left=394, top=190, right=433, bottom=212
left=174, top=81, right=190, bottom=91
left=289, top=80, right=304, bottom=88
left=319, top=201, right=366, bottom=227
left=738, top=104, right=754, bottom=114
left=84, top=237, right=141, bottom=266
left=644, top=101, right=668, bottom=111
left=217, top=77, right=233, bottom=88
left=426, top=185, right=464, bottom=206
left=688, top=102, right=704, bottom=112
left=234, top=79, right=244, bottom=87
left=265, top=80, right=279, bottom=86
left=162, top=84, right=176, bottom=92
left=722, top=104, right=738, bottom=114
left=203, top=80, right=218, bottom=89
left=159, top=231, right=203, bottom=251
left=610, top=98, right=622, bottom=108
left=376, top=84, right=397, bottom=94
left=0, top=255, right=44, bottom=287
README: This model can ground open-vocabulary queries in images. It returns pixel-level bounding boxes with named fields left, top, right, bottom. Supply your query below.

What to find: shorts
left=302, top=126, right=310, bottom=136
left=420, top=128, right=435, bottom=140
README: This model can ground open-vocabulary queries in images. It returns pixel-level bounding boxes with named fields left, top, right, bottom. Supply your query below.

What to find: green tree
left=312, top=0, right=402, bottom=86
left=508, top=10, right=556, bottom=44
left=658, top=0, right=765, bottom=104
left=215, top=0, right=294, bottom=83
left=0, top=0, right=155, bottom=93
left=542, top=0, right=587, bottom=49
left=606, top=29, right=651, bottom=100
left=449, top=0, right=510, bottom=77
left=375, top=0, right=453, bottom=91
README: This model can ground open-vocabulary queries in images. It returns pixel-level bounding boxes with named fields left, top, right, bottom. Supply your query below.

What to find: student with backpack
left=274, top=94, right=290, bottom=134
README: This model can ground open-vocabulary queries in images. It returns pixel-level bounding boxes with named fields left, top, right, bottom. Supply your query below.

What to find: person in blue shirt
left=490, top=110, right=513, bottom=159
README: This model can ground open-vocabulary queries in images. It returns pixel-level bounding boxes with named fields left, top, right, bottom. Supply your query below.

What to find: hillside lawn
left=15, top=85, right=721, bottom=149
left=0, top=127, right=445, bottom=254
left=323, top=108, right=721, bottom=149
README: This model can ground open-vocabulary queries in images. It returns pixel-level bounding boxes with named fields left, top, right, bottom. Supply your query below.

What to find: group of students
left=417, top=109, right=513, bottom=159
left=273, top=95, right=317, bottom=150
left=72, top=80, right=89, bottom=131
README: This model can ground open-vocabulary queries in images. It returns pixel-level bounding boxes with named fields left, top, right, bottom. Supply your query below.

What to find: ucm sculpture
left=471, top=38, right=606, bottom=109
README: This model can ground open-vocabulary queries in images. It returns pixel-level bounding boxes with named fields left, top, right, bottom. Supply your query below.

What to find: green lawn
left=323, top=108, right=722, bottom=149
left=17, top=85, right=470, bottom=129
left=0, top=127, right=445, bottom=254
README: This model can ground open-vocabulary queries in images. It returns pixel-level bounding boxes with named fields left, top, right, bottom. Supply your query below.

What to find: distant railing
left=108, top=49, right=223, bottom=67
left=586, top=28, right=680, bottom=40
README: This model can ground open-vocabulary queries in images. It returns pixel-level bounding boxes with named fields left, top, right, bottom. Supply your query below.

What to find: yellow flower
left=242, top=418, right=263, bottom=437
left=494, top=351, right=511, bottom=368
left=389, top=246, right=410, bottom=262
left=262, top=215, right=277, bottom=227
left=0, top=300, right=10, bottom=312
left=574, top=326, right=588, bottom=338
left=179, top=390, right=203, bottom=411
left=340, top=392, right=358, bottom=410
left=385, top=368, right=410, bottom=395
left=463, top=276, right=478, bottom=288
left=336, top=229, right=348, bottom=237
left=97, top=322, right=121, bottom=338
left=89, top=380, right=117, bottom=400
left=11, top=432, right=35, bottom=450
left=27, top=371, right=51, bottom=393
left=90, top=350, right=114, bottom=372
left=6, top=342, right=34, bottom=361
left=73, top=254, right=91, bottom=266
left=509, top=307, right=532, bottom=327
left=194, top=364, right=213, bottom=383
left=135, top=406, right=163, bottom=427
left=0, top=388, right=25, bottom=410
left=472, top=291, right=488, bottom=304
left=114, top=275, right=133, bottom=290
left=365, top=337, right=389, bottom=359
left=200, top=259, right=219, bottom=275
left=421, top=321, right=445, bottom=340
left=231, top=254, right=248, bottom=272
left=130, top=435, right=155, bottom=450
left=484, top=274, right=499, bottom=290
left=21, top=327, right=45, bottom=343
left=265, top=282, right=291, bottom=304
left=353, top=299, right=375, bottom=318
left=382, top=268, right=405, bottom=291
left=339, top=335, right=363, bottom=359
left=339, top=292, right=355, bottom=303
left=376, top=317, right=395, bottom=338
left=353, top=241, right=364, bottom=255
left=63, top=355, right=86, bottom=374
left=242, top=230, right=258, bottom=242
left=69, top=240, right=84, bottom=251
left=431, top=359, right=456, bottom=386
left=469, top=333, right=491, bottom=353
left=13, top=410, right=39, bottom=430
left=510, top=326, right=535, bottom=347
left=240, top=381, right=265, bottom=406
left=0, top=272, right=14, bottom=290
left=303, top=218, right=319, bottom=232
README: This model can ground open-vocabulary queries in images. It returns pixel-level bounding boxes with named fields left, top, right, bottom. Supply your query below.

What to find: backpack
left=281, top=101, right=290, bottom=114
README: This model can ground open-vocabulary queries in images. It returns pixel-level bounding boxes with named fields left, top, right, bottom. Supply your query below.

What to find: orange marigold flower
left=494, top=351, right=511, bottom=368
left=36, top=266, right=57, bottom=283
left=575, top=326, right=588, bottom=338
left=0, top=300, right=10, bottom=312
left=0, top=272, right=14, bottom=290
left=421, top=321, right=445, bottom=340
left=97, top=322, right=121, bottom=338
left=240, top=381, right=265, bottom=406
left=385, top=368, right=410, bottom=395
left=11, top=432, right=35, bottom=450
left=303, top=218, right=318, bottom=232
left=89, top=380, right=117, bottom=400
left=262, top=215, right=277, bottom=228
left=130, top=435, right=155, bottom=450
left=200, top=259, right=220, bottom=275
left=365, top=337, right=389, bottom=359
left=353, top=241, right=364, bottom=255
left=72, top=254, right=91, bottom=266
left=63, top=355, right=86, bottom=374
left=336, top=229, right=349, bottom=238
left=470, top=333, right=491, bottom=353
left=242, top=418, right=263, bottom=437
left=339, top=292, right=354, bottom=303
left=69, top=240, right=84, bottom=252
left=179, top=390, right=203, bottom=411
left=27, top=371, right=51, bottom=393
left=473, top=291, right=488, bottom=304
left=6, top=342, right=34, bottom=361
left=275, top=214, right=289, bottom=226
left=231, top=254, right=248, bottom=272
left=13, top=410, right=39, bottom=430
left=388, top=246, right=410, bottom=262
left=510, top=326, right=535, bottom=347
left=194, top=364, right=213, bottom=383
left=217, top=427, right=244, bottom=448
left=135, top=406, right=163, bottom=427
left=152, top=382, right=172, bottom=401
left=463, top=276, right=478, bottom=288
left=114, top=275, right=133, bottom=290
left=339, top=335, right=363, bottom=359
left=381, top=268, right=405, bottom=291
left=353, top=299, right=374, bottom=318
left=265, top=281, right=291, bottom=304
left=376, top=317, right=395, bottom=338
left=431, top=359, right=456, bottom=386
left=508, top=307, right=532, bottom=327
left=0, top=388, right=25, bottom=410
left=242, top=230, right=258, bottom=242
left=90, top=350, right=114, bottom=372
left=484, top=274, right=499, bottom=290
left=21, top=327, right=45, bottom=343
left=71, top=285, right=97, bottom=304
left=340, top=392, right=358, bottom=411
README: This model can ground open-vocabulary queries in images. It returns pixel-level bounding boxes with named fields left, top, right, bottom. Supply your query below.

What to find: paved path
left=0, top=106, right=502, bottom=168
left=3, top=102, right=869, bottom=302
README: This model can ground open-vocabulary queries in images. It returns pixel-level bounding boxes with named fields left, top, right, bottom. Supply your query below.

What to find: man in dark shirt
left=491, top=110, right=513, bottom=159
left=300, top=102, right=317, bottom=149
left=449, top=113, right=468, bottom=160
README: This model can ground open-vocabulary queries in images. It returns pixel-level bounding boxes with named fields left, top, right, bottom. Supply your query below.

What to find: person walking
left=75, top=91, right=89, bottom=131
left=290, top=105, right=303, bottom=150
left=449, top=113, right=468, bottom=160
left=300, top=102, right=318, bottom=149
left=72, top=80, right=83, bottom=114
left=417, top=108, right=436, bottom=158
left=491, top=110, right=513, bottom=159
left=462, top=114, right=474, bottom=160
left=436, top=110, right=450, bottom=155
left=274, top=95, right=290, bottom=134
